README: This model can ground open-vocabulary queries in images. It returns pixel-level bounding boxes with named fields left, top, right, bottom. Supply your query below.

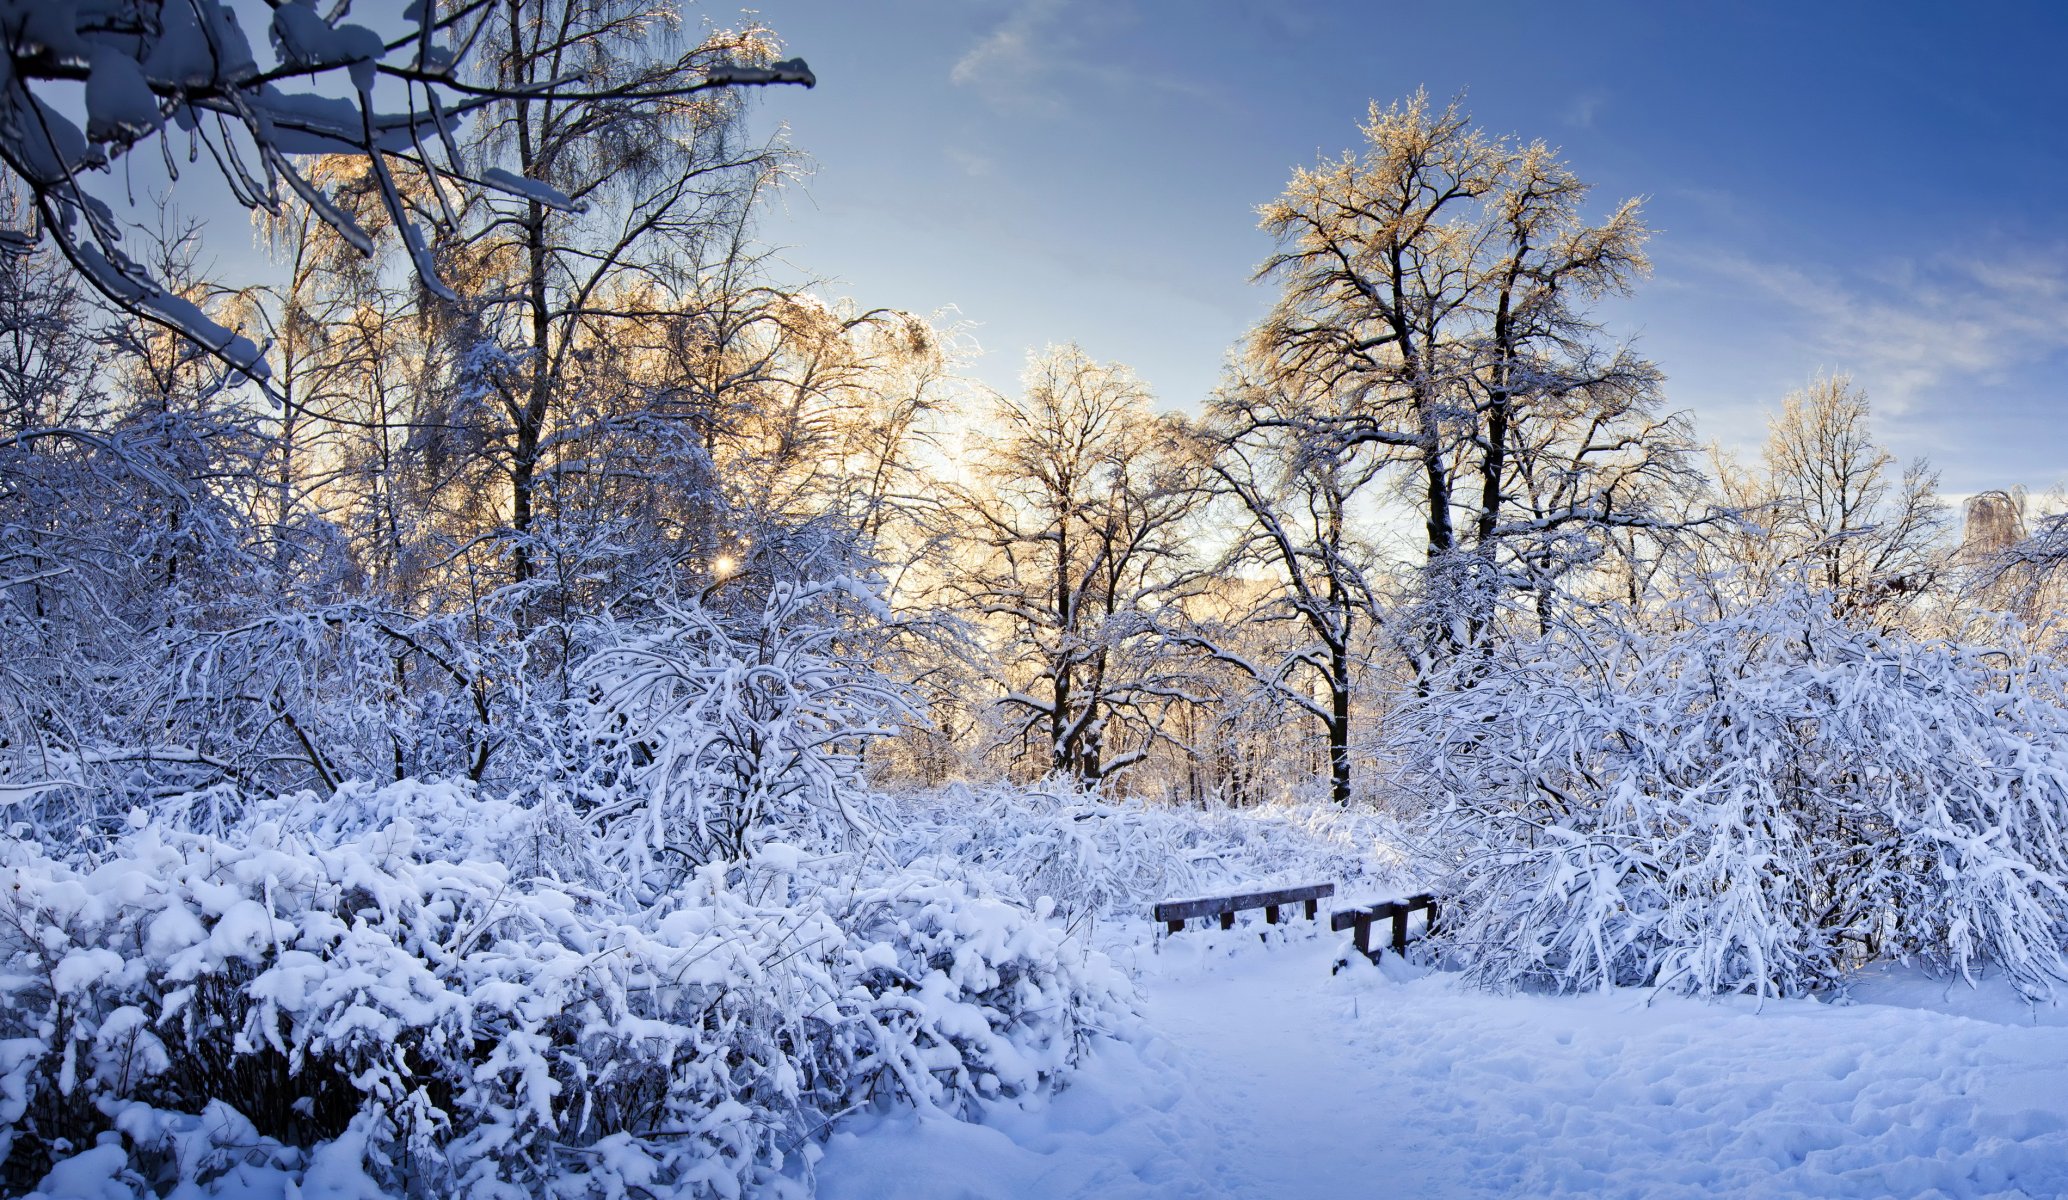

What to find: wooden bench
left=1153, top=883, right=1335, bottom=933
left=1331, top=892, right=1439, bottom=961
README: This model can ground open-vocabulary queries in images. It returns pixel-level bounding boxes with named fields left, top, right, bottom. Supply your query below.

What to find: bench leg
left=1265, top=904, right=1280, bottom=924
left=1220, top=911, right=1235, bottom=931
left=1166, top=919, right=1184, bottom=935
left=1304, top=898, right=1319, bottom=920
left=1354, top=917, right=1372, bottom=959
left=1392, top=909, right=1409, bottom=956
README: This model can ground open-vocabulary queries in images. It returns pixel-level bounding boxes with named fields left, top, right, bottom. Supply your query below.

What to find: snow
left=13, top=776, right=2068, bottom=1197
left=481, top=168, right=586, bottom=212
left=817, top=928, right=2068, bottom=1199
left=706, top=57, right=817, bottom=88
left=26, top=1139, right=131, bottom=1200
left=2, top=782, right=1130, bottom=1197
left=85, top=47, right=162, bottom=144
left=269, top=3, right=386, bottom=78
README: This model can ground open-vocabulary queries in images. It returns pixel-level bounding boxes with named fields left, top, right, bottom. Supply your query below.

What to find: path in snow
left=814, top=930, right=2068, bottom=1199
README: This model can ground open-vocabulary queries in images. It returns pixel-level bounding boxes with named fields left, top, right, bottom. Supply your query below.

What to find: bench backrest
left=1152, top=883, right=1335, bottom=924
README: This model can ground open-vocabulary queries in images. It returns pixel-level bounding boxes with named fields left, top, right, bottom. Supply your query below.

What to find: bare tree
left=215, top=203, right=387, bottom=584
left=1717, top=375, right=1948, bottom=622
left=421, top=9, right=804, bottom=587
left=953, top=345, right=1208, bottom=784
left=1187, top=376, right=1387, bottom=806
left=1250, top=92, right=1690, bottom=669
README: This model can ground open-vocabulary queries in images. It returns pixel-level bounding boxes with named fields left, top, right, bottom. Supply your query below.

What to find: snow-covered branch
left=0, top=0, right=812, bottom=379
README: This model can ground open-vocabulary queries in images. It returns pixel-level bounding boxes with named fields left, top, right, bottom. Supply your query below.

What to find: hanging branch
left=0, top=0, right=812, bottom=383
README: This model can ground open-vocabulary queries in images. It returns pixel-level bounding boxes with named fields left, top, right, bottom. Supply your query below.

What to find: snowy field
left=13, top=785, right=2068, bottom=1198
left=818, top=928, right=2068, bottom=1199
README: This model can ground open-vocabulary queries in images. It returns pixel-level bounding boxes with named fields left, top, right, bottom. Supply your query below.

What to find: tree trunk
left=1328, top=645, right=1352, bottom=807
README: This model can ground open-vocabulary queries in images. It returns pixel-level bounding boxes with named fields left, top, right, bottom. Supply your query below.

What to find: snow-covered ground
left=816, top=926, right=2068, bottom=1199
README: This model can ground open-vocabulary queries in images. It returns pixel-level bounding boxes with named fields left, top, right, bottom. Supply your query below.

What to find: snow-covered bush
left=0, top=356, right=287, bottom=834
left=882, top=780, right=1417, bottom=926
left=1405, top=589, right=2068, bottom=1000
left=0, top=785, right=1127, bottom=1197
left=579, top=580, right=918, bottom=881
left=218, top=777, right=599, bottom=882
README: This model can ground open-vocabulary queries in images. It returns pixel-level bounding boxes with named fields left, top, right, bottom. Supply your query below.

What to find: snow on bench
left=1153, top=883, right=1335, bottom=933
left=1332, top=892, right=1439, bottom=961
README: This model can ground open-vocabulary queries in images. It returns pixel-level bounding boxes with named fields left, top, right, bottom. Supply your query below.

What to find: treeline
left=5, top=67, right=2067, bottom=835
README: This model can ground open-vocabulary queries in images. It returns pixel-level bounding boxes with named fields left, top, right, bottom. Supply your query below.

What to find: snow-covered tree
left=1250, top=91, right=1694, bottom=668
left=1188, top=375, right=1388, bottom=806
left=416, top=6, right=802, bottom=588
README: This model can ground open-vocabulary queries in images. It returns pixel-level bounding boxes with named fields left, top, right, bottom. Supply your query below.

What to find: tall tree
left=441, top=8, right=796, bottom=587
left=1249, top=92, right=1689, bottom=669
left=1193, top=376, right=1386, bottom=806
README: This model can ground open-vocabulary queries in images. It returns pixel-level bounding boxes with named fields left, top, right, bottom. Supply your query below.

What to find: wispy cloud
left=949, top=0, right=1220, bottom=115
left=950, top=0, right=1075, bottom=113
left=1562, top=89, right=1609, bottom=131
left=945, top=145, right=998, bottom=179
left=1674, top=244, right=2068, bottom=416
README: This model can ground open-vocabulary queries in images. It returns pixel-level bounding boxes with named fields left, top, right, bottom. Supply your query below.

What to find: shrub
left=881, top=780, right=1417, bottom=925
left=578, top=581, right=918, bottom=883
left=1406, top=590, right=2068, bottom=1000
left=0, top=783, right=1127, bottom=1198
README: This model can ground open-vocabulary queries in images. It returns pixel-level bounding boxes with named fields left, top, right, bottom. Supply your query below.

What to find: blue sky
left=740, top=0, right=2068, bottom=502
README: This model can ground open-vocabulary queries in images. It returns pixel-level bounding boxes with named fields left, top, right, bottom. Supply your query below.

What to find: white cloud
left=1675, top=244, right=2068, bottom=416
left=950, top=0, right=1072, bottom=113
left=945, top=145, right=998, bottom=179
left=1562, top=89, right=1609, bottom=130
left=948, top=0, right=1220, bottom=115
